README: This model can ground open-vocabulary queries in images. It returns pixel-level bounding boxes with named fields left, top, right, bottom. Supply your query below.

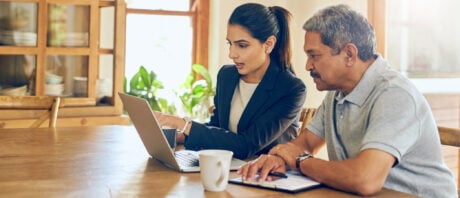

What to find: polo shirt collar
left=338, top=54, right=385, bottom=107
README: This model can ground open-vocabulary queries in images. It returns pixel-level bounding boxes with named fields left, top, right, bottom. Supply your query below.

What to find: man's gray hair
left=303, top=4, right=376, bottom=61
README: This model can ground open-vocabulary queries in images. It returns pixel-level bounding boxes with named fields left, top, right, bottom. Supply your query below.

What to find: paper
left=229, top=170, right=321, bottom=193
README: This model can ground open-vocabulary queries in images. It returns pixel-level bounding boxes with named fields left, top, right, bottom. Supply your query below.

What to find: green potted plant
left=176, top=64, right=215, bottom=121
left=123, top=66, right=175, bottom=114
left=123, top=64, right=215, bottom=121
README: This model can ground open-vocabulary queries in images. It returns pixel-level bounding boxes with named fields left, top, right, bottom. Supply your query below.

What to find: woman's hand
left=176, top=132, right=185, bottom=144
left=154, top=111, right=190, bottom=142
left=153, top=111, right=182, bottom=129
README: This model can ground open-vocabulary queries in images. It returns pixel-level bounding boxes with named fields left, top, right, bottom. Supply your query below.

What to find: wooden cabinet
left=0, top=0, right=129, bottom=128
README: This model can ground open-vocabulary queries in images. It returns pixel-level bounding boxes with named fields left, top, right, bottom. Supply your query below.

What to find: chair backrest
left=439, top=126, right=460, bottom=147
left=298, top=108, right=317, bottom=136
left=0, top=96, right=61, bottom=128
left=438, top=126, right=460, bottom=193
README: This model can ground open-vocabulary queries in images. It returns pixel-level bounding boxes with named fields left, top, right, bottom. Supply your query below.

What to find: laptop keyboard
left=175, top=151, right=199, bottom=167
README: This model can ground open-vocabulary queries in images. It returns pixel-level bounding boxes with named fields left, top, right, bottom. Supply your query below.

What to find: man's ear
left=264, top=35, right=277, bottom=54
left=344, top=43, right=358, bottom=66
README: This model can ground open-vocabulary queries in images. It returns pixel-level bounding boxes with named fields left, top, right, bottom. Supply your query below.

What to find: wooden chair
left=439, top=126, right=460, bottom=147
left=438, top=126, right=460, bottom=193
left=299, top=108, right=316, bottom=130
left=0, top=96, right=61, bottom=128
left=298, top=108, right=316, bottom=136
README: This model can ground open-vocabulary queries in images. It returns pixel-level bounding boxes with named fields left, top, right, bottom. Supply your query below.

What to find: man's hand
left=269, top=142, right=305, bottom=170
left=237, top=154, right=286, bottom=182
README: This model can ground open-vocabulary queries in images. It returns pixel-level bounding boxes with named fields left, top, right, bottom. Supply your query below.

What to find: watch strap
left=296, top=152, right=313, bottom=171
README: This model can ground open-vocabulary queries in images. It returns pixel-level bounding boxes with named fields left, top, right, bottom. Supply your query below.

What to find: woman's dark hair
left=228, top=3, right=294, bottom=74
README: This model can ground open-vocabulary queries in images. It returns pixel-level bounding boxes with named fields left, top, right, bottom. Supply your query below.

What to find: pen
left=268, top=172, right=288, bottom=178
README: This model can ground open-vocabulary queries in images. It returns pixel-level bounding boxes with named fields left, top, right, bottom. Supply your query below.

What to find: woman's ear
left=264, top=35, right=277, bottom=54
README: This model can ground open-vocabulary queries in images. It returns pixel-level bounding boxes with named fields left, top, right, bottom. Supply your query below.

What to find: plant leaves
left=192, top=64, right=212, bottom=85
left=130, top=72, right=140, bottom=91
left=139, top=66, right=151, bottom=88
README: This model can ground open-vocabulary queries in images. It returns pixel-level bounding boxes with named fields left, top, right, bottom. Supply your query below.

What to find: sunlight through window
left=125, top=0, right=192, bottom=100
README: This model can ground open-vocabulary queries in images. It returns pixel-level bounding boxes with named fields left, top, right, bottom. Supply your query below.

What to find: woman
left=155, top=3, right=306, bottom=159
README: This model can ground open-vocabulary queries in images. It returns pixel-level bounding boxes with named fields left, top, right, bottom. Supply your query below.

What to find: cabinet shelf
left=0, top=46, right=39, bottom=54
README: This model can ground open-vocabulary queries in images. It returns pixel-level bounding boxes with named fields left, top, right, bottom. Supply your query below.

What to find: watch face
left=297, top=152, right=312, bottom=160
left=300, top=153, right=310, bottom=157
left=296, top=152, right=312, bottom=170
left=299, top=153, right=308, bottom=158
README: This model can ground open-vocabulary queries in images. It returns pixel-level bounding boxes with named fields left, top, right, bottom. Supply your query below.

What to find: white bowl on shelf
left=13, top=31, right=37, bottom=46
left=45, top=72, right=63, bottom=84
left=45, top=83, right=64, bottom=96
left=0, top=85, right=28, bottom=96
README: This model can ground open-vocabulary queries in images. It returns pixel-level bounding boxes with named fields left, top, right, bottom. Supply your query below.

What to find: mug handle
left=215, top=160, right=225, bottom=187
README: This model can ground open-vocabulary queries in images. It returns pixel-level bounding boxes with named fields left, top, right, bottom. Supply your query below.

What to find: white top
left=229, top=79, right=258, bottom=133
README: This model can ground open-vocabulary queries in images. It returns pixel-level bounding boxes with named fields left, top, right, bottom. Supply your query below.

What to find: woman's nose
left=228, top=47, right=237, bottom=59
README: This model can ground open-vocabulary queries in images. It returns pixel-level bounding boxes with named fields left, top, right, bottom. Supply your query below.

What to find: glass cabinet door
left=98, top=54, right=113, bottom=105
left=0, top=2, right=37, bottom=47
left=97, top=5, right=115, bottom=105
left=48, top=4, right=89, bottom=47
left=0, top=2, right=37, bottom=95
left=45, top=55, right=88, bottom=97
left=0, top=55, right=36, bottom=96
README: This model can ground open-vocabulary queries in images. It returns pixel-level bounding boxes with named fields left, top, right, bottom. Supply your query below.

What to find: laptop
left=118, top=92, right=246, bottom=172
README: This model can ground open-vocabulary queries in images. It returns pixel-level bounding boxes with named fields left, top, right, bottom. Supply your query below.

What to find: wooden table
left=0, top=125, right=418, bottom=197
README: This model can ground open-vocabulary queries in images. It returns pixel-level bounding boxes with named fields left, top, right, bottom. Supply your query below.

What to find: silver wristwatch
left=295, top=152, right=313, bottom=170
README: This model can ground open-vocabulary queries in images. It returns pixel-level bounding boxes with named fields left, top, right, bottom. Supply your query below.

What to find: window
left=369, top=0, right=460, bottom=93
left=125, top=0, right=209, bottom=98
left=386, top=0, right=460, bottom=78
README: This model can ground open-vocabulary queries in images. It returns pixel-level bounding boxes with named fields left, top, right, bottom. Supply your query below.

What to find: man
left=237, top=4, right=457, bottom=197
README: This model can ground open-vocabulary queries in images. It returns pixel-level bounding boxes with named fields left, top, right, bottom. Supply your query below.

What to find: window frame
left=125, top=0, right=209, bottom=70
left=367, top=0, right=386, bottom=58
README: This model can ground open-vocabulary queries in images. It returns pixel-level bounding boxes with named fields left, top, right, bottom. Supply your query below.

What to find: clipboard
left=228, top=170, right=322, bottom=193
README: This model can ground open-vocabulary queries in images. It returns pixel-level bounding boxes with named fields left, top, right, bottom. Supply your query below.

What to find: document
left=228, top=170, right=321, bottom=193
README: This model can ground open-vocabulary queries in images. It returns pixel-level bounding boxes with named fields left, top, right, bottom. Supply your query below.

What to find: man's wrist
left=295, top=152, right=313, bottom=171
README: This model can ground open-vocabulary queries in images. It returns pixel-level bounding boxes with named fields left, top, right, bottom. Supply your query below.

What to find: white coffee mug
left=198, top=149, right=233, bottom=192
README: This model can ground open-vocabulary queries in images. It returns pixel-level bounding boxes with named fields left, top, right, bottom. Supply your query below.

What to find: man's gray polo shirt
left=307, top=55, right=456, bottom=197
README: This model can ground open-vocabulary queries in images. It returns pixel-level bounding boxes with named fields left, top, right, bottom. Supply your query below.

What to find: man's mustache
left=310, top=71, right=321, bottom=78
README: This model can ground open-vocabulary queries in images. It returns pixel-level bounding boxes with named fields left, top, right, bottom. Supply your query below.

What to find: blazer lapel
left=219, top=68, right=240, bottom=129
left=237, top=63, right=280, bottom=131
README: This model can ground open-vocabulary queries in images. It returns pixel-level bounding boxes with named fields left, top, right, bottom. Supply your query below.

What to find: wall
left=207, top=1, right=459, bottom=162
left=208, top=0, right=367, bottom=109
left=208, top=0, right=367, bottom=159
